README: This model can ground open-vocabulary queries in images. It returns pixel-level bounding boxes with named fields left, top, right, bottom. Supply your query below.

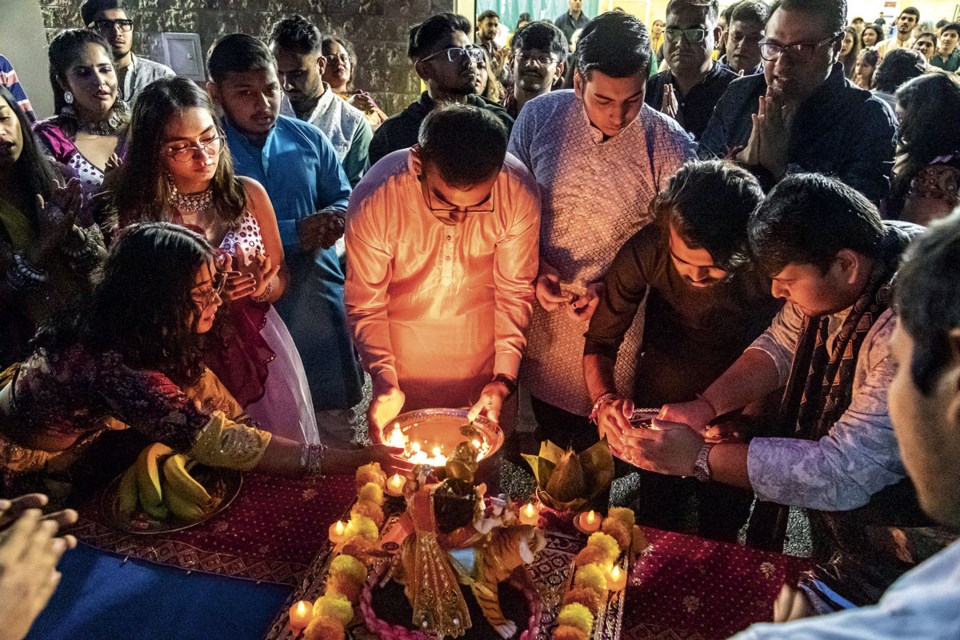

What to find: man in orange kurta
left=345, top=104, right=540, bottom=441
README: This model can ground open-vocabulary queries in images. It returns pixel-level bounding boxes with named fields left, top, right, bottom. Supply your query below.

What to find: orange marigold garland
left=551, top=508, right=637, bottom=639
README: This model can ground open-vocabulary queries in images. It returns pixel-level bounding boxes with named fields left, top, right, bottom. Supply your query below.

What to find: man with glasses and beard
left=80, top=0, right=174, bottom=107
left=367, top=13, right=513, bottom=166
left=502, top=21, right=568, bottom=118
left=346, top=104, right=539, bottom=453
left=699, top=0, right=896, bottom=204
left=646, top=0, right=737, bottom=140
left=583, top=161, right=779, bottom=540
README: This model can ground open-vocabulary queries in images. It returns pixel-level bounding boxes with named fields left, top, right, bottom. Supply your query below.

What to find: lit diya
left=381, top=408, right=504, bottom=467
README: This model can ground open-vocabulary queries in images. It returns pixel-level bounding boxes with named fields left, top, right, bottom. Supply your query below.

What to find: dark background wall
left=38, top=0, right=455, bottom=117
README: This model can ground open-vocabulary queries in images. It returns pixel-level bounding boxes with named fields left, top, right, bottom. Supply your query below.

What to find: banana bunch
left=118, top=443, right=218, bottom=522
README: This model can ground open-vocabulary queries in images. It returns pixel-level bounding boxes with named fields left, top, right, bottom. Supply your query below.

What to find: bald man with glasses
left=699, top=0, right=895, bottom=203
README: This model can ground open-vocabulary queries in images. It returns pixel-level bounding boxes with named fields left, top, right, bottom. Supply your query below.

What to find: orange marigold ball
left=600, top=518, right=631, bottom=551
left=351, top=500, right=385, bottom=528
left=563, top=586, right=604, bottom=616
left=325, top=573, right=363, bottom=604
left=551, top=624, right=588, bottom=640
left=303, top=616, right=345, bottom=640
left=574, top=545, right=609, bottom=568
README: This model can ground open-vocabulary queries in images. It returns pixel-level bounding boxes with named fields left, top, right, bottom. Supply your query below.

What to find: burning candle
left=386, top=423, right=406, bottom=448
left=606, top=565, right=627, bottom=592
left=328, top=520, right=347, bottom=545
left=518, top=502, right=540, bottom=526
left=288, top=600, right=313, bottom=631
left=386, top=473, right=406, bottom=497
left=577, top=510, right=601, bottom=533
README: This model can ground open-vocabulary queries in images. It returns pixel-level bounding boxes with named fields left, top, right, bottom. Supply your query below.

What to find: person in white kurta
left=344, top=106, right=540, bottom=441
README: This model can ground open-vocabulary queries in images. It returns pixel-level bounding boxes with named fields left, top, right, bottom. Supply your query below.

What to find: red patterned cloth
left=621, top=528, right=811, bottom=640
left=70, top=472, right=355, bottom=586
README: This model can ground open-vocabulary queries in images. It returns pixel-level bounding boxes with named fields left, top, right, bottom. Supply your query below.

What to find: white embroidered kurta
left=345, top=150, right=541, bottom=411
left=508, top=90, right=697, bottom=415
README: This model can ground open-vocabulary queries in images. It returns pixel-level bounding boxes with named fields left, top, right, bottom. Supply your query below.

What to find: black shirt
left=645, top=63, right=738, bottom=140
left=583, top=224, right=780, bottom=406
left=368, top=92, right=514, bottom=167
left=554, top=11, right=590, bottom=43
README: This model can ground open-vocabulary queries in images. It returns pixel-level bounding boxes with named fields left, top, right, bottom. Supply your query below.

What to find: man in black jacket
left=368, top=13, right=513, bottom=166
left=699, top=0, right=896, bottom=203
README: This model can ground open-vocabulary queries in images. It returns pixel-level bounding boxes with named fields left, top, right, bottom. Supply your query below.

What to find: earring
left=64, top=91, right=74, bottom=104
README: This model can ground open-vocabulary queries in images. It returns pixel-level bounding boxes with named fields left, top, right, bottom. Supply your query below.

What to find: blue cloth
left=27, top=544, right=290, bottom=640
left=224, top=115, right=363, bottom=410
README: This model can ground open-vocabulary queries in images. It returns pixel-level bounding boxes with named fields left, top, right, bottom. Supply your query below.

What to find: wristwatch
left=692, top=443, right=715, bottom=482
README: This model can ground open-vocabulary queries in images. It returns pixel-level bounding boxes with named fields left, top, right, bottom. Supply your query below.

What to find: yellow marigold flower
left=586, top=531, right=621, bottom=563
left=557, top=603, right=594, bottom=636
left=313, top=593, right=354, bottom=627
left=357, top=482, right=385, bottom=506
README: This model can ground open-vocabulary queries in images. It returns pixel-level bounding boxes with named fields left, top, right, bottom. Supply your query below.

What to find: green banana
left=162, top=454, right=213, bottom=507
left=162, top=479, right=207, bottom=522
left=117, top=465, right=139, bottom=516
left=136, top=443, right=173, bottom=520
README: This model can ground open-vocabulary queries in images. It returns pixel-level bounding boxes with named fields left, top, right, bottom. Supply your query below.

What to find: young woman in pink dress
left=106, top=77, right=319, bottom=444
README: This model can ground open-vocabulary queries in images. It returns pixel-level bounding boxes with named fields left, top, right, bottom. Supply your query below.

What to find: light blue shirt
left=223, top=115, right=362, bottom=410
left=732, top=540, right=960, bottom=639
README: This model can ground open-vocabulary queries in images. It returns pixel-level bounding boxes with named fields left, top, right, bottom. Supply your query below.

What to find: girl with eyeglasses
left=0, top=87, right=106, bottom=370
left=33, top=29, right=128, bottom=196
left=105, top=77, right=320, bottom=446
left=0, top=222, right=406, bottom=498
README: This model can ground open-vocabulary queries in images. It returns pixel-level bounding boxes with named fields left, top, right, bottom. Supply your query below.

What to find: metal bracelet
left=301, top=443, right=328, bottom=476
left=251, top=278, right=275, bottom=303
left=8, top=254, right=48, bottom=289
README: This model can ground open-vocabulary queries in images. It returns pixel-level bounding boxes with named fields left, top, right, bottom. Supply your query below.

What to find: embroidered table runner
left=70, top=472, right=355, bottom=586
left=263, top=516, right=810, bottom=639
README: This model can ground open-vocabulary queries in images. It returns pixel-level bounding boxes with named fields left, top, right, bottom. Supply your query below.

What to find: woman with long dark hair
left=33, top=29, right=128, bottom=194
left=860, top=24, right=883, bottom=48
left=853, top=48, right=880, bottom=89
left=0, top=87, right=105, bottom=368
left=0, top=222, right=403, bottom=496
left=107, top=77, right=319, bottom=444
left=889, top=73, right=960, bottom=225
left=838, top=27, right=862, bottom=80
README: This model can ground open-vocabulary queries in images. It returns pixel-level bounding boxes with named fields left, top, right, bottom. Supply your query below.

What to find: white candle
left=577, top=510, right=601, bottom=533
left=386, top=473, right=405, bottom=497
left=606, top=565, right=627, bottom=592
left=518, top=502, right=540, bottom=526
left=288, top=600, right=313, bottom=631
left=328, top=520, right=347, bottom=544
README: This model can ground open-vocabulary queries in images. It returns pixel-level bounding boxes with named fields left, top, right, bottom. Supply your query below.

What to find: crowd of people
left=1, top=0, right=960, bottom=638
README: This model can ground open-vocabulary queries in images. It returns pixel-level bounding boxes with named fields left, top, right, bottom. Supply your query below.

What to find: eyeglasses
left=93, top=19, right=133, bottom=33
left=759, top=34, right=840, bottom=63
left=424, top=182, right=497, bottom=215
left=165, top=135, right=223, bottom=163
left=421, top=47, right=485, bottom=66
left=324, top=53, right=350, bottom=66
left=192, top=271, right=227, bottom=309
left=664, top=27, right=708, bottom=43
left=515, top=51, right=560, bottom=66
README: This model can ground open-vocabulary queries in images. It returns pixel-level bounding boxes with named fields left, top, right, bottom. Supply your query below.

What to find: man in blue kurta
left=207, top=34, right=363, bottom=443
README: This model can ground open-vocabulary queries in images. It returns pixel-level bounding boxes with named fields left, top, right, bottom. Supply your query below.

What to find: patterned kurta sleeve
left=745, top=301, right=805, bottom=387
left=97, top=354, right=221, bottom=452
left=492, top=159, right=540, bottom=378
left=746, top=310, right=906, bottom=511
left=344, top=188, right=400, bottom=390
